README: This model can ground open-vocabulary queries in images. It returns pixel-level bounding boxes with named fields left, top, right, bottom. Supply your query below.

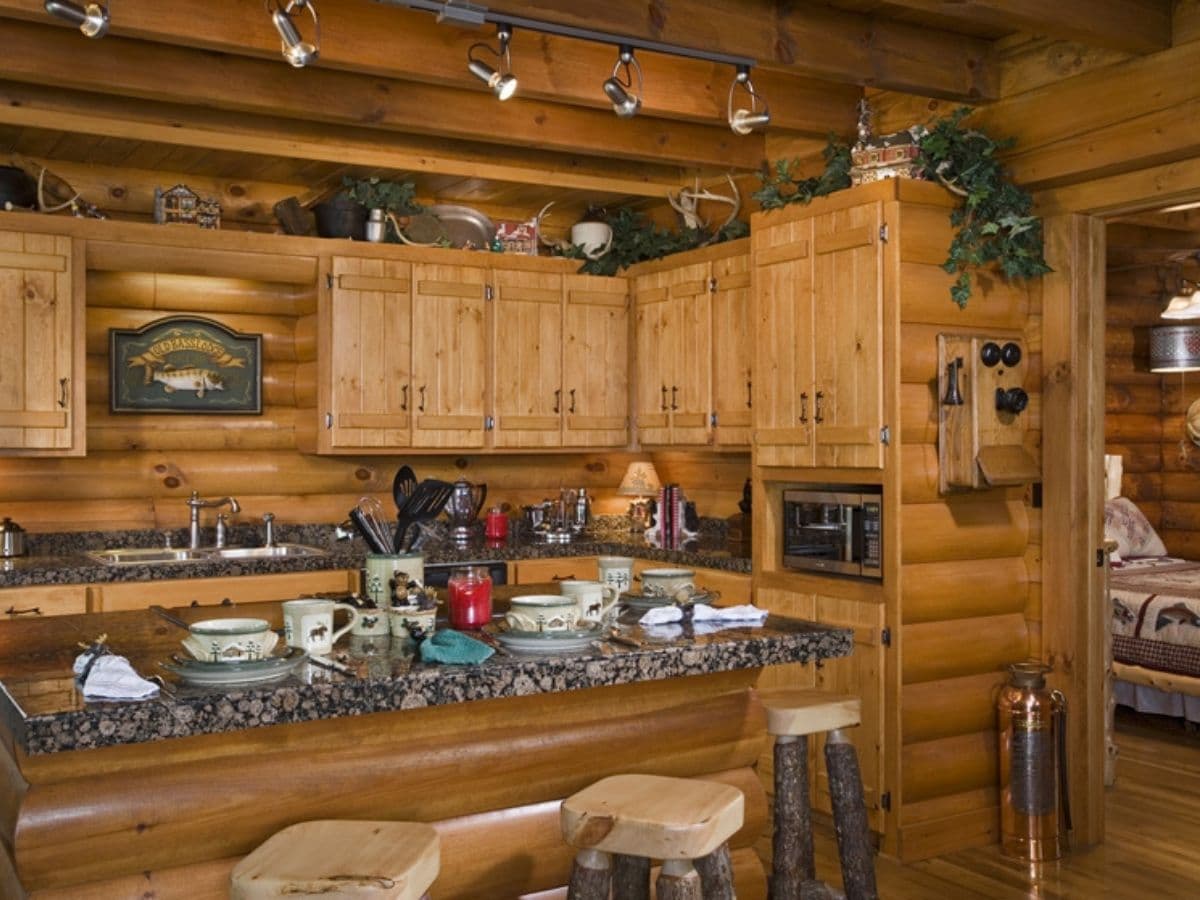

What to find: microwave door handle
left=843, top=506, right=854, bottom=562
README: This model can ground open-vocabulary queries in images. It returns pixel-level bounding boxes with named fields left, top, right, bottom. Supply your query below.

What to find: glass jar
left=447, top=565, right=493, bottom=630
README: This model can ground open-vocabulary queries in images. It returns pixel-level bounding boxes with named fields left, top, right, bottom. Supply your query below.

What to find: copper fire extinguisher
left=997, top=661, right=1072, bottom=861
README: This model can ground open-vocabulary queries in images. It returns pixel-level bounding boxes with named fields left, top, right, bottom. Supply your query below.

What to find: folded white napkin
left=642, top=623, right=684, bottom=641
left=691, top=603, right=769, bottom=625
left=639, top=606, right=684, bottom=625
left=73, top=652, right=160, bottom=701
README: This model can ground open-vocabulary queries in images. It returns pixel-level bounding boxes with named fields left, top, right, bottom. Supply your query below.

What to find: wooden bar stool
left=561, top=773, right=744, bottom=900
left=760, top=689, right=878, bottom=900
left=230, top=819, right=439, bottom=899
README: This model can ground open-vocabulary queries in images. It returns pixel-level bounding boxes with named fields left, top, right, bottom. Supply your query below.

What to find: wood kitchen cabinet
left=492, top=269, right=563, bottom=449
left=411, top=261, right=488, bottom=448
left=91, top=569, right=360, bottom=612
left=753, top=200, right=885, bottom=469
left=0, top=230, right=85, bottom=457
left=0, top=584, right=90, bottom=620
left=562, top=275, right=629, bottom=448
left=710, top=251, right=753, bottom=449
left=510, top=556, right=597, bottom=584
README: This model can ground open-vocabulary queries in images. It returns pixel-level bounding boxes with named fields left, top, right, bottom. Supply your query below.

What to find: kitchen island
left=0, top=587, right=849, bottom=899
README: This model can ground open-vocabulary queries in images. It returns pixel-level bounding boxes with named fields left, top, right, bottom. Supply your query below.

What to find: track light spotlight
left=603, top=46, right=643, bottom=118
left=268, top=0, right=320, bottom=68
left=43, top=0, right=109, bottom=38
left=467, top=23, right=518, bottom=101
left=727, top=65, right=770, bottom=135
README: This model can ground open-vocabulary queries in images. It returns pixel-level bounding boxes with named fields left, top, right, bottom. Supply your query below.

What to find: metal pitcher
left=445, top=478, right=487, bottom=527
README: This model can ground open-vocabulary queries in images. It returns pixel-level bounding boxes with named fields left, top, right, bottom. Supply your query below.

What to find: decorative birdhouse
left=850, top=99, right=925, bottom=186
left=154, top=184, right=221, bottom=228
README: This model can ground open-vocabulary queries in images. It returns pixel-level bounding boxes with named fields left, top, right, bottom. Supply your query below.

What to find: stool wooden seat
left=759, top=689, right=878, bottom=900
left=230, top=820, right=439, bottom=899
left=561, top=773, right=744, bottom=900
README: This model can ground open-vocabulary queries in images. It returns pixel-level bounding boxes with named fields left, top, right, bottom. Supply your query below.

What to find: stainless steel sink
left=88, top=544, right=327, bottom=565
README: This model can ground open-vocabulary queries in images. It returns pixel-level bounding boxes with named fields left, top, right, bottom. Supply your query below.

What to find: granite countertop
left=0, top=519, right=750, bottom=589
left=0, top=588, right=849, bottom=756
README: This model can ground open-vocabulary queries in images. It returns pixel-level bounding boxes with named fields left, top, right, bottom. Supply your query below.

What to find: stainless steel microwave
left=782, top=486, right=882, bottom=580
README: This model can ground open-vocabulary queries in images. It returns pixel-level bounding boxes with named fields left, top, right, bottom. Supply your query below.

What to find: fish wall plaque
left=109, top=315, right=262, bottom=414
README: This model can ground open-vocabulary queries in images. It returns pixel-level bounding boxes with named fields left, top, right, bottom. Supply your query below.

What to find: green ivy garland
left=754, top=107, right=1050, bottom=307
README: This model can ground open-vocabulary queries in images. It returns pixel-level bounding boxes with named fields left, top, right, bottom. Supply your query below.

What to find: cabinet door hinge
left=709, top=277, right=717, bottom=293
left=881, top=627, right=892, bottom=647
left=485, top=284, right=494, bottom=301
left=880, top=425, right=891, bottom=445
left=484, top=415, right=495, bottom=430
left=880, top=791, right=892, bottom=812
left=326, top=272, right=334, bottom=290
left=879, top=223, right=889, bottom=244
left=324, top=412, right=333, bottom=429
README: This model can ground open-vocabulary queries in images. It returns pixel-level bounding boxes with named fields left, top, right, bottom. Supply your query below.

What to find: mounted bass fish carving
left=109, top=316, right=262, bottom=414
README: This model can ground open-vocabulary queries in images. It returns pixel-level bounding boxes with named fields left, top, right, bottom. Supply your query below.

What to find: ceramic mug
left=559, top=579, right=617, bottom=627
left=390, top=605, right=436, bottom=641
left=282, top=599, right=358, bottom=655
left=505, top=594, right=580, bottom=633
left=597, top=555, right=635, bottom=596
left=350, top=606, right=392, bottom=638
left=364, top=553, right=424, bottom=608
left=639, top=567, right=696, bottom=597
left=183, top=618, right=278, bottom=663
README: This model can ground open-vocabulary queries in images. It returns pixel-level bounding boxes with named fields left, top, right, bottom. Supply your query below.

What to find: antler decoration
left=667, top=174, right=741, bottom=246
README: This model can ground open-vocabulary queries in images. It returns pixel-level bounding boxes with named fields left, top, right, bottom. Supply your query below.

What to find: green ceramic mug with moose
left=282, top=598, right=358, bottom=655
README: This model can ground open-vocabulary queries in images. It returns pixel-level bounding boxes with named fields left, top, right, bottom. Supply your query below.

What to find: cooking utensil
left=349, top=506, right=389, bottom=554
left=150, top=605, right=191, bottom=631
left=394, top=479, right=455, bottom=552
left=392, top=465, right=417, bottom=515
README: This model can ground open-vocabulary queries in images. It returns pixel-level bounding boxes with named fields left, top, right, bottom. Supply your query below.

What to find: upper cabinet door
left=666, top=261, right=713, bottom=447
left=812, top=202, right=885, bottom=469
left=752, top=217, right=815, bottom=468
left=633, top=271, right=673, bottom=446
left=563, top=275, right=629, bottom=449
left=711, top=252, right=752, bottom=448
left=325, top=255, right=413, bottom=451
left=411, top=262, right=488, bottom=448
left=0, top=231, right=83, bottom=456
left=492, top=269, right=564, bottom=449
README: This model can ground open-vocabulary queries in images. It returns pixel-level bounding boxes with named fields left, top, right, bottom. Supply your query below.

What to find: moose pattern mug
left=282, top=598, right=359, bottom=655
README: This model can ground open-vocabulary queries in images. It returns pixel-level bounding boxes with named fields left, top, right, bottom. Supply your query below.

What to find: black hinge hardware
left=879, top=223, right=889, bottom=243
left=881, top=627, right=892, bottom=647
left=709, top=277, right=717, bottom=293
left=880, top=791, right=892, bottom=811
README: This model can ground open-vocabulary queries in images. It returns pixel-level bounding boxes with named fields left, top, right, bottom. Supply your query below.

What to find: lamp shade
left=1150, top=325, right=1200, bottom=372
left=617, top=461, right=662, bottom=496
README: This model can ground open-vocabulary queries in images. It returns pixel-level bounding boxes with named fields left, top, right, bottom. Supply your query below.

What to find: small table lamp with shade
left=617, top=460, right=662, bottom=535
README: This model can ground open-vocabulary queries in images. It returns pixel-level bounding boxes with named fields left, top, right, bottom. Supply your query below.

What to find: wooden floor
left=801, top=712, right=1200, bottom=898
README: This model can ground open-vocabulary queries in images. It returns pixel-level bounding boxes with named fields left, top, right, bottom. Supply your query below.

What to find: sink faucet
left=187, top=491, right=241, bottom=549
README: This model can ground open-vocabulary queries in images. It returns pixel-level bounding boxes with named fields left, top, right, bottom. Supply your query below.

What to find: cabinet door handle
left=418, top=386, right=426, bottom=413
left=671, top=386, right=678, bottom=411
left=800, top=391, right=809, bottom=424
left=551, top=573, right=578, bottom=581
left=5, top=606, right=42, bottom=617
left=401, top=384, right=409, bottom=411
left=569, top=388, right=576, bottom=414
left=553, top=388, right=561, bottom=414
left=58, top=377, right=68, bottom=409
left=815, top=390, right=825, bottom=424
left=660, top=384, right=668, bottom=411
left=746, top=379, right=752, bottom=409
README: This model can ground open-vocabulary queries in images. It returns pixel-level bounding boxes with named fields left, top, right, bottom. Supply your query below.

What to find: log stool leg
left=566, top=848, right=612, bottom=900
left=656, top=859, right=704, bottom=900
left=771, top=733, right=815, bottom=899
left=613, top=853, right=651, bottom=900
left=695, top=841, right=735, bottom=900
left=824, top=730, right=878, bottom=900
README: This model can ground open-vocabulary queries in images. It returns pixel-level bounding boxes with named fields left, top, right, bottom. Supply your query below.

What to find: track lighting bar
left=383, top=0, right=756, bottom=69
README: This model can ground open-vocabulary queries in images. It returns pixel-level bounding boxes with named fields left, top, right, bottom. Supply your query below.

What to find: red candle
left=447, top=566, right=493, bottom=630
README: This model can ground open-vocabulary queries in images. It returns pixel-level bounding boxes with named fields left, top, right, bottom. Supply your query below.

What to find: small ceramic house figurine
left=850, top=99, right=926, bottom=186
left=154, top=184, right=222, bottom=228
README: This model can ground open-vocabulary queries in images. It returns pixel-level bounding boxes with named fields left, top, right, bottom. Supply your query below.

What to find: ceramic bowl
left=183, top=618, right=278, bottom=663
left=639, top=568, right=696, bottom=597
left=505, top=594, right=581, bottom=633
left=390, top=605, right=436, bottom=641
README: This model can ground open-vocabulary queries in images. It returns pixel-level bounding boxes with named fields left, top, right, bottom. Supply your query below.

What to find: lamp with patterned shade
left=617, top=461, right=662, bottom=534
left=1150, top=325, right=1200, bottom=373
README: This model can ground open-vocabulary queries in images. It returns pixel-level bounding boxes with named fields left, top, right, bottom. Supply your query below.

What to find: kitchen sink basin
left=88, top=544, right=327, bottom=565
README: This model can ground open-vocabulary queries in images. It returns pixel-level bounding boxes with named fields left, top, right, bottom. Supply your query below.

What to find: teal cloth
left=419, top=629, right=495, bottom=664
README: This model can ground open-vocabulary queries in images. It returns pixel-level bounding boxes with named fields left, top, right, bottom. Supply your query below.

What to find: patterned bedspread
left=1111, top=557, right=1200, bottom=678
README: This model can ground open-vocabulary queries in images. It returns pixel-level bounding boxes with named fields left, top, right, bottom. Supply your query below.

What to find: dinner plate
left=486, top=622, right=601, bottom=654
left=159, top=647, right=307, bottom=686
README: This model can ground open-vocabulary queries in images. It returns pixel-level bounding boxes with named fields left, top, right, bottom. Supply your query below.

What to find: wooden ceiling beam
left=884, top=1, right=1171, bottom=55
left=0, top=81, right=691, bottom=199
left=483, top=0, right=997, bottom=100
left=0, top=0, right=859, bottom=137
left=0, top=19, right=762, bottom=171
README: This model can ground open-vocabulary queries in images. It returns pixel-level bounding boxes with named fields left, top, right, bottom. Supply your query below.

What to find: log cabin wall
left=0, top=261, right=748, bottom=533
left=894, top=200, right=1038, bottom=861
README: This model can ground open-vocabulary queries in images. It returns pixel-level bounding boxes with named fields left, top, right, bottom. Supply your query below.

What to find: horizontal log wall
left=895, top=200, right=1036, bottom=861
left=0, top=266, right=749, bottom=532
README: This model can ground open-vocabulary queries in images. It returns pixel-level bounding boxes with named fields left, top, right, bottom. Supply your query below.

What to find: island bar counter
left=0, top=590, right=851, bottom=899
